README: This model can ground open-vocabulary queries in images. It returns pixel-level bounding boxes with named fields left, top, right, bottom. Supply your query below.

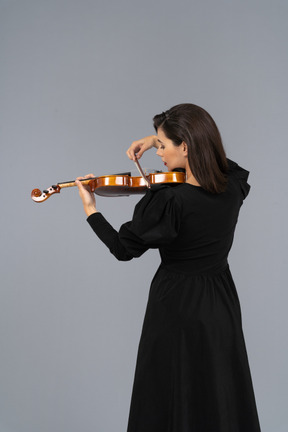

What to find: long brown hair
left=153, top=103, right=228, bottom=194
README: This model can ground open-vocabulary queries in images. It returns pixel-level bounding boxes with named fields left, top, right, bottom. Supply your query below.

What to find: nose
left=156, top=148, right=162, bottom=156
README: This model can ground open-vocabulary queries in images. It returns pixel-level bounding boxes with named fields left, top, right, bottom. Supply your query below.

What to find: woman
left=76, top=104, right=261, bottom=432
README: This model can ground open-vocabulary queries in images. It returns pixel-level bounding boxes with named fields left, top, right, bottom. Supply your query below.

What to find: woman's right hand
left=126, top=135, right=158, bottom=161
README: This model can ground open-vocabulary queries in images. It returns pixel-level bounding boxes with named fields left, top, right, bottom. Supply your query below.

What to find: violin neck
left=57, top=178, right=96, bottom=189
left=58, top=170, right=133, bottom=189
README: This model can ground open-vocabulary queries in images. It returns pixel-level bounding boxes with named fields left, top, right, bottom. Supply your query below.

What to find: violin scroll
left=31, top=185, right=61, bottom=203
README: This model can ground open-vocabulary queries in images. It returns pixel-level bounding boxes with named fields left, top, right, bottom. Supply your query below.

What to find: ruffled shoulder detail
left=227, top=159, right=251, bottom=199
left=118, top=185, right=182, bottom=254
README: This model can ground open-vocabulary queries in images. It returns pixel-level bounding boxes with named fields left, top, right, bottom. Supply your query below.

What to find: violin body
left=31, top=171, right=186, bottom=203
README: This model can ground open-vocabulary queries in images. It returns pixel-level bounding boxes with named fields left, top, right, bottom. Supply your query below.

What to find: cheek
left=173, top=150, right=183, bottom=160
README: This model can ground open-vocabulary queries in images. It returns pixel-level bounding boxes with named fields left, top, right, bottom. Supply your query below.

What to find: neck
left=185, top=163, right=201, bottom=187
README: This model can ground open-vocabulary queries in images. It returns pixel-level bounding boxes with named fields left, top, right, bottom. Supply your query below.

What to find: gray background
left=0, top=0, right=287, bottom=431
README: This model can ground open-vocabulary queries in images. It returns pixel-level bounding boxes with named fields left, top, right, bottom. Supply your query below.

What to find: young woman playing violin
left=76, top=103, right=261, bottom=432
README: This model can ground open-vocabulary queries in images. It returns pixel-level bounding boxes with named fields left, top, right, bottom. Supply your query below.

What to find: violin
left=31, top=159, right=186, bottom=203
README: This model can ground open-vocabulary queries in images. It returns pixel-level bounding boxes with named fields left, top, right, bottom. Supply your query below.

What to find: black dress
left=87, top=160, right=261, bottom=432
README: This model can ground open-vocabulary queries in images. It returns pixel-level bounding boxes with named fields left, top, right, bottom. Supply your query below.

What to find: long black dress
left=87, top=160, right=261, bottom=432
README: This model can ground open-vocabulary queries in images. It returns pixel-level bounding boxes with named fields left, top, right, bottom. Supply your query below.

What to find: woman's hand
left=75, top=174, right=98, bottom=217
left=126, top=135, right=158, bottom=161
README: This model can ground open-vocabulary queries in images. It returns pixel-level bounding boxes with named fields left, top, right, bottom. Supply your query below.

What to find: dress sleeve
left=227, top=159, right=251, bottom=199
left=87, top=185, right=182, bottom=261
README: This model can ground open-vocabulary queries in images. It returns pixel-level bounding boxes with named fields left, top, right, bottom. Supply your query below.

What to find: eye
left=159, top=144, right=165, bottom=150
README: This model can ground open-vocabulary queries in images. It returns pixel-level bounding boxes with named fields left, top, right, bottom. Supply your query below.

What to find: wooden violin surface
left=31, top=170, right=186, bottom=203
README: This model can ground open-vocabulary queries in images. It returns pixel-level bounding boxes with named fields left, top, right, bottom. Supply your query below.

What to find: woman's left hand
left=75, top=174, right=98, bottom=217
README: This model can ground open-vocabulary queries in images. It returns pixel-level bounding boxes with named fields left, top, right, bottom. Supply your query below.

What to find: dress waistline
left=159, top=261, right=229, bottom=277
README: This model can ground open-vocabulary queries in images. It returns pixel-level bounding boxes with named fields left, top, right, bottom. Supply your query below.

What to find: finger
left=133, top=147, right=145, bottom=159
left=126, top=149, right=132, bottom=160
left=75, top=176, right=84, bottom=186
left=126, top=149, right=136, bottom=161
left=75, top=177, right=90, bottom=191
left=83, top=174, right=96, bottom=192
left=76, top=175, right=94, bottom=185
left=75, top=180, right=85, bottom=194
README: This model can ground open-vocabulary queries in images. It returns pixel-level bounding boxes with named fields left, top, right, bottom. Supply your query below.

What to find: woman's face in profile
left=156, top=128, right=187, bottom=172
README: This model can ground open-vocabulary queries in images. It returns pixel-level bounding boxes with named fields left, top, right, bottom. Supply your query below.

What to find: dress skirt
left=127, top=265, right=261, bottom=432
